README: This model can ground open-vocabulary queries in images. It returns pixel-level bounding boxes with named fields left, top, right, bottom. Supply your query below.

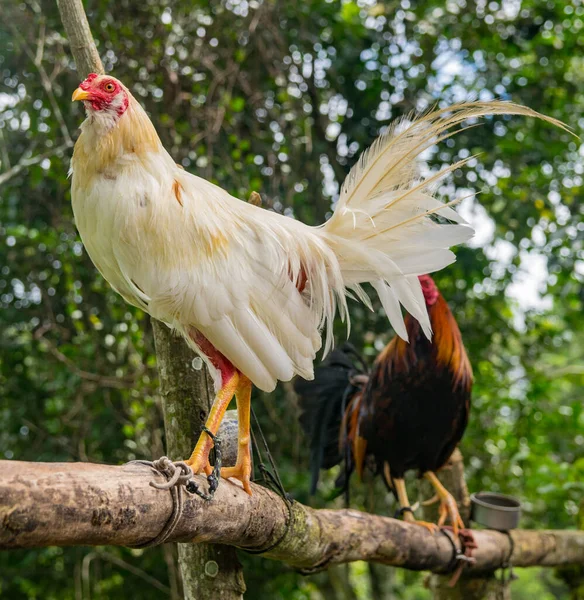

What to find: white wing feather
left=72, top=97, right=568, bottom=391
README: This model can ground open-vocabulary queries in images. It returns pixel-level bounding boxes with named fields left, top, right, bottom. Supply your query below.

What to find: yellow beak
left=72, top=87, right=90, bottom=102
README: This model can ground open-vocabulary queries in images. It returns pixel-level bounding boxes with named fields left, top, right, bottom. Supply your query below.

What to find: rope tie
left=250, top=406, right=293, bottom=503
left=126, top=413, right=293, bottom=553
left=125, top=428, right=222, bottom=548
left=185, top=427, right=222, bottom=500
left=439, top=526, right=477, bottom=587
left=125, top=457, right=190, bottom=548
left=439, top=527, right=459, bottom=574
left=240, top=495, right=294, bottom=555
left=499, top=531, right=517, bottom=584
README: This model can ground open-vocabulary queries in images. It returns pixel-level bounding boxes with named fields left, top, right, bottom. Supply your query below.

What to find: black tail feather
left=294, top=343, right=368, bottom=495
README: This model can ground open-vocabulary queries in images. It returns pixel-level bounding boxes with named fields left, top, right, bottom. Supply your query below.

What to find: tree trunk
left=152, top=320, right=245, bottom=600
left=421, top=450, right=510, bottom=599
left=429, top=576, right=511, bottom=600
left=557, top=499, right=584, bottom=600
left=327, top=565, right=358, bottom=600
left=368, top=562, right=395, bottom=600
left=55, top=0, right=245, bottom=595
left=56, top=0, right=104, bottom=77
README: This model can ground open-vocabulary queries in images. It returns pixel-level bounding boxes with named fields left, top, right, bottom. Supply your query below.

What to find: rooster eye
left=104, top=82, right=115, bottom=92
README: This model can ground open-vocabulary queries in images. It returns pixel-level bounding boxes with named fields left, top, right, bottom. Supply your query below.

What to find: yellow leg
left=383, top=462, right=392, bottom=485
left=221, top=376, right=253, bottom=495
left=393, top=476, right=438, bottom=534
left=424, top=471, right=465, bottom=536
left=185, top=372, right=239, bottom=474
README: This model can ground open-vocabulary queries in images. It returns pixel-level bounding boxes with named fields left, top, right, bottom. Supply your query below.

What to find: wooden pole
left=55, top=1, right=245, bottom=597
left=2, top=459, right=584, bottom=573
left=556, top=499, right=584, bottom=599
left=151, top=322, right=245, bottom=600
left=421, top=450, right=511, bottom=599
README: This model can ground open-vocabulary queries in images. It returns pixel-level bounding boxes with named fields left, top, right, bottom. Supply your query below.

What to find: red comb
left=419, top=274, right=439, bottom=306
left=79, top=73, right=99, bottom=89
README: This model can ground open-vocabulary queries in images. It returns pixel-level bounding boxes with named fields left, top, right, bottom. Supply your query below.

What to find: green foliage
left=0, top=0, right=582, bottom=598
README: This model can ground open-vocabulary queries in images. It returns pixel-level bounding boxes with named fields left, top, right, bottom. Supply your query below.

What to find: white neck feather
left=81, top=94, right=126, bottom=138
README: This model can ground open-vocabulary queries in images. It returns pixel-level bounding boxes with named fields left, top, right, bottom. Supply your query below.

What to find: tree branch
left=1, top=460, right=583, bottom=574
left=0, top=128, right=11, bottom=171
left=0, top=142, right=73, bottom=188
left=56, top=0, right=104, bottom=78
left=34, top=327, right=141, bottom=389
left=9, top=22, right=73, bottom=146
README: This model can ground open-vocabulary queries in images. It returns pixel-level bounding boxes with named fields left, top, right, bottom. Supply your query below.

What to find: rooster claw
left=414, top=520, right=440, bottom=535
left=423, top=472, right=465, bottom=537
left=437, top=493, right=465, bottom=537
left=422, top=493, right=439, bottom=507
left=400, top=509, right=440, bottom=535
left=221, top=459, right=253, bottom=495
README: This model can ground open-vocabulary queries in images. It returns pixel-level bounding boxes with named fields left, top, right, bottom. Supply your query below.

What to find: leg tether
left=186, top=427, right=222, bottom=500
left=393, top=477, right=439, bottom=533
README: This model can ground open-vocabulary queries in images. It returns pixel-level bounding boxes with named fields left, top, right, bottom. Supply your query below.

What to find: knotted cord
left=127, top=408, right=294, bottom=553
left=439, top=526, right=477, bottom=586
left=124, top=428, right=222, bottom=547
left=125, top=457, right=191, bottom=548
left=499, top=531, right=517, bottom=584
left=394, top=505, right=415, bottom=519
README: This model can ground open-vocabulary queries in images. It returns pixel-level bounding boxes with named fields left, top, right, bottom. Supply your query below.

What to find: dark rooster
left=295, top=275, right=472, bottom=534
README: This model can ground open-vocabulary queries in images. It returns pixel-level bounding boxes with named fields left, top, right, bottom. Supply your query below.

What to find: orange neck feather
left=430, top=294, right=473, bottom=389
left=376, top=293, right=473, bottom=390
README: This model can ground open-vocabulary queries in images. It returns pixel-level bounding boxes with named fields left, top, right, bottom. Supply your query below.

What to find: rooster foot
left=221, top=449, right=252, bottom=496
left=401, top=509, right=440, bottom=534
left=423, top=471, right=465, bottom=536
left=422, top=493, right=439, bottom=506
left=221, top=376, right=253, bottom=495
left=436, top=492, right=465, bottom=536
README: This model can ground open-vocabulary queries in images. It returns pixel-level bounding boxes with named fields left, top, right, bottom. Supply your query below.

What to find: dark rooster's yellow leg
left=185, top=372, right=239, bottom=475
left=423, top=471, right=465, bottom=536
left=221, top=376, right=253, bottom=495
left=392, top=474, right=438, bottom=534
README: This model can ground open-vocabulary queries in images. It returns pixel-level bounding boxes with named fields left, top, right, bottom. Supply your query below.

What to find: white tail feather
left=318, top=101, right=569, bottom=341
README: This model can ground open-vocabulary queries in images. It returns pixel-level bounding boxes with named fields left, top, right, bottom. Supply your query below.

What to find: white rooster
left=70, top=73, right=562, bottom=494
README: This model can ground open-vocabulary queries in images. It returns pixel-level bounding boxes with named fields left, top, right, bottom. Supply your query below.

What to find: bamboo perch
left=1, top=460, right=583, bottom=574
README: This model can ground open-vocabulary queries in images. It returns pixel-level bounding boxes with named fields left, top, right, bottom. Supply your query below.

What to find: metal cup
left=470, top=492, right=521, bottom=530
